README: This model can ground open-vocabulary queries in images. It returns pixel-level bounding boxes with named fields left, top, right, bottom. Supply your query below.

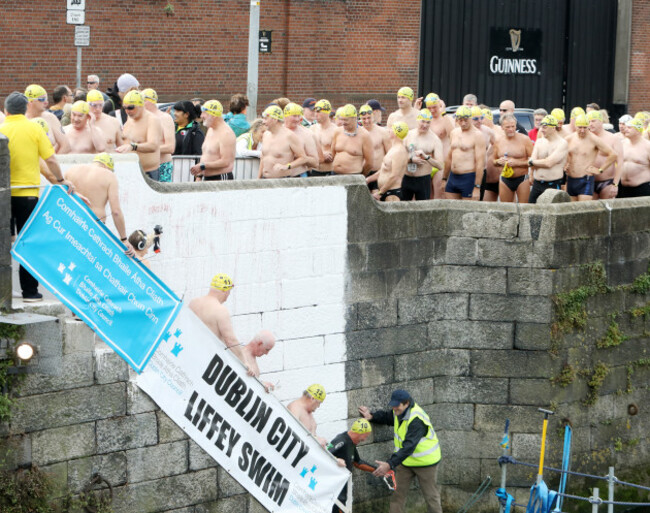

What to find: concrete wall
left=2, top=157, right=650, bottom=512
left=0, top=136, right=10, bottom=310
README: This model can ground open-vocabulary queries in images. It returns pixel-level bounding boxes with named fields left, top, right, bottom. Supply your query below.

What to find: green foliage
left=551, top=364, right=575, bottom=387
left=596, top=317, right=628, bottom=348
left=630, top=269, right=650, bottom=294
left=163, top=2, right=174, bottom=14
left=630, top=302, right=650, bottom=318
left=0, top=467, right=52, bottom=513
left=583, top=361, right=609, bottom=406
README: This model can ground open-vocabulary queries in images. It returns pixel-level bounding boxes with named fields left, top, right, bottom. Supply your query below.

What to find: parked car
left=445, top=105, right=535, bottom=132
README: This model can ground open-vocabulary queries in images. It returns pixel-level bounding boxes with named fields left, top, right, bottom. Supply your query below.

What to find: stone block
left=378, top=210, right=418, bottom=240
left=345, top=360, right=362, bottom=390
left=424, top=403, right=474, bottom=431
left=19, top=352, right=94, bottom=396
left=324, top=333, right=347, bottom=364
left=62, top=319, right=94, bottom=354
left=189, top=439, right=218, bottom=471
left=385, top=268, right=418, bottom=298
left=345, top=271, right=387, bottom=302
left=347, top=379, right=434, bottom=416
left=395, top=349, right=470, bottom=381
left=23, top=319, right=63, bottom=359
left=358, top=356, right=394, bottom=387
left=157, top=411, right=188, bottom=443
left=549, top=238, right=609, bottom=267
left=11, top=382, right=126, bottom=433
left=478, top=239, right=548, bottom=268
left=111, top=468, right=218, bottom=513
left=471, top=349, right=558, bottom=378
left=447, top=208, right=519, bottom=239
left=610, top=232, right=650, bottom=261
left=445, top=237, right=478, bottom=265
left=32, top=422, right=95, bottom=466
left=41, top=462, right=68, bottom=498
left=509, top=378, right=553, bottom=405
left=441, top=429, right=504, bottom=459
left=95, top=348, right=129, bottom=384
left=514, top=323, right=552, bottom=350
left=97, top=412, right=158, bottom=453
left=127, top=382, right=159, bottom=415
left=418, top=265, right=507, bottom=294
left=398, top=293, right=469, bottom=324
left=537, top=189, right=570, bottom=204
left=432, top=377, right=508, bottom=404
left=347, top=243, right=367, bottom=272
left=609, top=258, right=650, bottom=287
left=0, top=434, right=32, bottom=470
left=356, top=298, right=398, bottom=329
left=68, top=452, right=128, bottom=493
left=399, top=238, right=446, bottom=268
left=366, top=242, right=400, bottom=270
left=429, top=320, right=514, bottom=349
left=217, top=466, right=246, bottom=497
left=469, top=294, right=552, bottom=323
left=127, top=440, right=188, bottom=483
left=346, top=324, right=428, bottom=360
left=474, top=405, right=547, bottom=432
left=196, top=496, right=247, bottom=513
left=610, top=199, right=650, bottom=234
left=507, top=268, right=556, bottom=296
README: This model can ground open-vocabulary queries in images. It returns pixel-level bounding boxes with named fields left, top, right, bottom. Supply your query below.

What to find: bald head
left=499, top=100, right=515, bottom=114
left=249, top=330, right=276, bottom=357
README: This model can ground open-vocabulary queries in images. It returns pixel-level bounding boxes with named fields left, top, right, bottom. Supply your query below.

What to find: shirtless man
left=589, top=110, right=624, bottom=199
left=444, top=106, right=486, bottom=200
left=551, top=108, right=566, bottom=136
left=287, top=384, right=327, bottom=443
left=616, top=115, right=632, bottom=143
left=258, top=105, right=308, bottom=179
left=564, top=114, right=616, bottom=201
left=64, top=153, right=134, bottom=254
left=189, top=273, right=253, bottom=369
left=115, top=90, right=162, bottom=180
left=367, top=99, right=386, bottom=125
left=359, top=104, right=390, bottom=188
left=366, top=121, right=409, bottom=201
left=386, top=87, right=420, bottom=130
left=24, top=84, right=70, bottom=154
left=480, top=108, right=502, bottom=201
left=87, top=90, right=123, bottom=151
left=528, top=115, right=569, bottom=203
left=310, top=99, right=336, bottom=176
left=563, top=107, right=585, bottom=137
left=462, top=94, right=478, bottom=107
left=143, top=89, right=175, bottom=182
left=283, top=102, right=320, bottom=177
left=426, top=93, right=455, bottom=198
left=331, top=104, right=373, bottom=175
left=499, top=99, right=527, bottom=134
left=63, top=101, right=106, bottom=154
left=493, top=113, right=534, bottom=203
left=243, top=330, right=276, bottom=391
left=402, top=110, right=443, bottom=201
left=618, top=118, right=650, bottom=198
left=189, top=100, right=236, bottom=181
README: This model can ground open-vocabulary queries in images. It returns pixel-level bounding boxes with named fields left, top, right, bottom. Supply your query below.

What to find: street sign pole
left=68, top=0, right=87, bottom=89
left=246, top=0, right=260, bottom=122
left=77, top=47, right=82, bottom=89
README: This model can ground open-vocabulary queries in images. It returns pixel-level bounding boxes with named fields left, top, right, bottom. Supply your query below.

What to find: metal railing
left=171, top=156, right=259, bottom=182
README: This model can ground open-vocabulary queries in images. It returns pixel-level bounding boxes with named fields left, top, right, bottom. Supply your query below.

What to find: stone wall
left=0, top=136, right=10, bottom=311
left=2, top=160, right=650, bottom=512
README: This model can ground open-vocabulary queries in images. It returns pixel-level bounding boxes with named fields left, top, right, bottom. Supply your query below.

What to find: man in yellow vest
left=359, top=389, right=442, bottom=513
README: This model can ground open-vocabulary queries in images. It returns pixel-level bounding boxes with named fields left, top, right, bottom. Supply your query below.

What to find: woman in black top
left=173, top=100, right=205, bottom=155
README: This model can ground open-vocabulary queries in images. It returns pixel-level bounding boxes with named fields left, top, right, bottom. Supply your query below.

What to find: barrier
left=172, top=156, right=260, bottom=182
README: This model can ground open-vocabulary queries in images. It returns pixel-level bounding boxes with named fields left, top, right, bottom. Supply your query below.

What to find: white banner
left=136, top=305, right=349, bottom=513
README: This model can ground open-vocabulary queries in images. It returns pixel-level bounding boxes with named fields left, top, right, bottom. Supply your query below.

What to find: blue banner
left=11, top=185, right=181, bottom=372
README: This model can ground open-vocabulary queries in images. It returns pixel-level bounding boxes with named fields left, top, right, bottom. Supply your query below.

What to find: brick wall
left=629, top=0, right=650, bottom=113
left=0, top=0, right=421, bottom=114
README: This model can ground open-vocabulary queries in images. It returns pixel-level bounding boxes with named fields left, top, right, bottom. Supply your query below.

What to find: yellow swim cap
left=470, top=106, right=483, bottom=118
left=306, top=384, right=326, bottom=402
left=351, top=418, right=372, bottom=434
left=392, top=121, right=409, bottom=139
left=211, top=273, right=234, bottom=291
left=570, top=107, right=586, bottom=119
left=25, top=84, right=47, bottom=101
left=587, top=110, right=603, bottom=122
left=93, top=152, right=115, bottom=171
left=551, top=108, right=566, bottom=121
left=482, top=108, right=493, bottom=120
left=263, top=105, right=284, bottom=121
left=455, top=106, right=472, bottom=118
left=417, top=108, right=432, bottom=121
left=397, top=87, right=414, bottom=101
left=284, top=102, right=303, bottom=117
left=86, top=89, right=104, bottom=103
left=540, top=115, right=558, bottom=127
left=574, top=114, right=588, bottom=127
left=424, top=93, right=439, bottom=106
left=626, top=118, right=644, bottom=132
left=123, top=90, right=144, bottom=107
left=359, top=104, right=373, bottom=116
left=315, top=99, right=331, bottom=112
left=339, top=104, right=358, bottom=118
left=334, top=107, right=344, bottom=119
left=71, top=101, right=89, bottom=115
left=142, top=88, right=158, bottom=103
left=634, top=111, right=649, bottom=121
left=31, top=117, right=50, bottom=134
left=202, top=100, right=223, bottom=117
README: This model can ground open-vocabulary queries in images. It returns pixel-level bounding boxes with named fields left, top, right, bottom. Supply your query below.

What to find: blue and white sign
left=11, top=185, right=181, bottom=372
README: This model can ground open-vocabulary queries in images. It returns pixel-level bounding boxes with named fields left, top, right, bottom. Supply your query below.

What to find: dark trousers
left=11, top=196, right=40, bottom=296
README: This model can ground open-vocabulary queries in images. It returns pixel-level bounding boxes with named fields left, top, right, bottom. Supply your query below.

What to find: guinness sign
left=489, top=27, right=542, bottom=75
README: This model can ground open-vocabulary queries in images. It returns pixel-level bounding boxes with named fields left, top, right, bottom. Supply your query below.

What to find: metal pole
left=76, top=47, right=82, bottom=90
left=607, top=467, right=615, bottom=513
left=591, top=487, right=600, bottom=513
left=498, top=420, right=510, bottom=513
left=246, top=0, right=260, bottom=122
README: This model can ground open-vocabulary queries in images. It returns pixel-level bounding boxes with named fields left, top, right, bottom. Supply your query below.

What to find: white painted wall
left=57, top=154, right=349, bottom=439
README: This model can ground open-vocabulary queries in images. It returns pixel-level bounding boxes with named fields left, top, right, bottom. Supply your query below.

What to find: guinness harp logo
left=509, top=29, right=522, bottom=52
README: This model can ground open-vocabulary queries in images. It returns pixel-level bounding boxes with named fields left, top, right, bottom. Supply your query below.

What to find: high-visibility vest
left=393, top=403, right=441, bottom=467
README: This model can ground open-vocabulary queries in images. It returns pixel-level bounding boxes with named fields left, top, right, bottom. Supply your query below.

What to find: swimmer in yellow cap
left=618, top=117, right=650, bottom=198
left=424, top=93, right=455, bottom=198
left=331, top=104, right=373, bottom=176
left=189, top=272, right=254, bottom=370
left=358, top=104, right=390, bottom=183
left=23, top=84, right=71, bottom=154
left=86, top=89, right=124, bottom=151
left=259, top=104, right=309, bottom=179
left=387, top=86, right=420, bottom=130
left=282, top=103, right=319, bottom=177
left=493, top=111, right=534, bottom=203
left=141, top=88, right=175, bottom=182
left=400, top=109, right=444, bottom=201
left=312, top=99, right=337, bottom=176
left=190, top=100, right=237, bottom=181
left=288, top=385, right=328, bottom=444
left=588, top=109, right=624, bottom=200
left=327, top=419, right=376, bottom=492
left=63, top=100, right=107, bottom=154
left=115, top=90, right=164, bottom=180
left=367, top=121, right=409, bottom=202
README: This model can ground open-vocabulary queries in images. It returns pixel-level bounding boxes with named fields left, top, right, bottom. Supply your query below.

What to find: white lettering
left=489, top=56, right=538, bottom=75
